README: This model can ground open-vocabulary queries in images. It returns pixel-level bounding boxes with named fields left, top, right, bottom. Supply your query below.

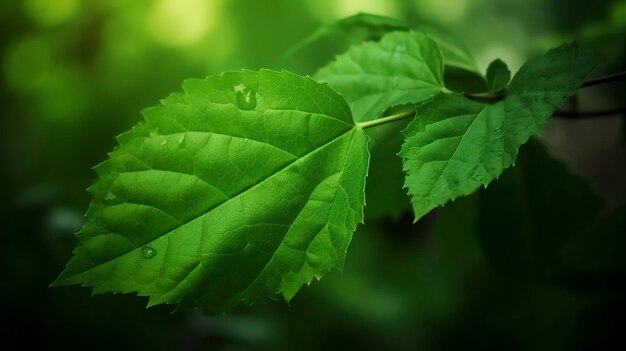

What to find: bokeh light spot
left=333, top=0, right=398, bottom=19
left=3, top=37, right=53, bottom=93
left=148, top=0, right=215, bottom=47
left=37, top=66, right=91, bottom=123
left=610, top=1, right=626, bottom=25
left=24, top=0, right=79, bottom=26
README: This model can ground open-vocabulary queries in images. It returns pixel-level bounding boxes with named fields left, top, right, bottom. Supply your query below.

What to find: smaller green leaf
left=485, top=58, right=511, bottom=92
left=314, top=31, right=445, bottom=122
left=401, top=43, right=596, bottom=221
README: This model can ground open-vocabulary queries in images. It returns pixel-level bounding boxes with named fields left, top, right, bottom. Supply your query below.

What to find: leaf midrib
left=60, top=125, right=359, bottom=282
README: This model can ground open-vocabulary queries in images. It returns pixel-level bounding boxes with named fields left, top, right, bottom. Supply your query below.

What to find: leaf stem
left=356, top=110, right=416, bottom=129
left=463, top=91, right=505, bottom=103
left=358, top=71, right=626, bottom=129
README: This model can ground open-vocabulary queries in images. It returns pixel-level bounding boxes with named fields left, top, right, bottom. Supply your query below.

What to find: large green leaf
left=401, top=44, right=596, bottom=221
left=53, top=70, right=369, bottom=313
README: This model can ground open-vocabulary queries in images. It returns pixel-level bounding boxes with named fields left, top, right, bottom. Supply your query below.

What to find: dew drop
left=393, top=44, right=407, bottom=57
left=177, top=134, right=186, bottom=147
left=141, top=246, right=157, bottom=259
left=471, top=174, right=484, bottom=181
left=233, top=83, right=257, bottom=110
left=104, top=191, right=117, bottom=200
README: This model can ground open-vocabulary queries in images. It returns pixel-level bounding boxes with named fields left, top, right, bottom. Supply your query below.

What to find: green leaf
left=401, top=44, right=596, bottom=221
left=485, top=59, right=511, bottom=92
left=53, top=70, right=370, bottom=313
left=314, top=31, right=445, bottom=122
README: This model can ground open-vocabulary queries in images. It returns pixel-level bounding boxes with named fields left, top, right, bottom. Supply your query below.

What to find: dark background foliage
left=1, top=0, right=625, bottom=350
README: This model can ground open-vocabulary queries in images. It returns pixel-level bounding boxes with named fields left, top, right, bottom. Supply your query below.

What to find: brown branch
left=579, top=71, right=626, bottom=88
left=553, top=107, right=626, bottom=119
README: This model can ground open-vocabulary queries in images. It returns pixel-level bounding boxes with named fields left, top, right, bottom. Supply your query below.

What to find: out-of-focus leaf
left=285, top=13, right=410, bottom=57
left=485, top=59, right=511, bottom=92
left=53, top=70, right=369, bottom=313
left=477, top=140, right=603, bottom=276
left=559, top=206, right=626, bottom=274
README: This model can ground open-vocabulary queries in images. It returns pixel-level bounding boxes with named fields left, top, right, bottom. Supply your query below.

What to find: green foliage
left=401, top=44, right=596, bottom=221
left=315, top=31, right=444, bottom=121
left=54, top=15, right=600, bottom=313
left=53, top=70, right=369, bottom=313
left=485, top=59, right=511, bottom=93
left=314, top=31, right=446, bottom=220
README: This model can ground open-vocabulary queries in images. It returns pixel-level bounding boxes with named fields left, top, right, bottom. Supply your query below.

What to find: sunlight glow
left=25, top=0, right=79, bottom=26
left=333, top=0, right=398, bottom=19
left=148, top=0, right=216, bottom=47
left=3, top=37, right=52, bottom=93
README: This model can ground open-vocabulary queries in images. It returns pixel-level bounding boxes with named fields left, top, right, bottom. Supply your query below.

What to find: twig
left=579, top=71, right=626, bottom=88
left=553, top=107, right=626, bottom=118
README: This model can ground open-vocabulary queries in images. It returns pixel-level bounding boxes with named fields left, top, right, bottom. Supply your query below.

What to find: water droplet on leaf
left=177, top=134, right=186, bottom=147
left=471, top=174, right=484, bottom=181
left=393, top=44, right=407, bottom=57
left=141, top=246, right=157, bottom=259
left=233, top=83, right=257, bottom=110
left=104, top=191, right=117, bottom=200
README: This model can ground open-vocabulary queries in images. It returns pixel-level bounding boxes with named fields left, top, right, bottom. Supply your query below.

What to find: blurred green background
left=1, top=0, right=625, bottom=350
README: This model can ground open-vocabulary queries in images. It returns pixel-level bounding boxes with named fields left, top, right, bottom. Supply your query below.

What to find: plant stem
left=358, top=71, right=626, bottom=129
left=553, top=107, right=626, bottom=118
left=356, top=110, right=416, bottom=129
left=579, top=71, right=626, bottom=88
left=464, top=91, right=505, bottom=103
